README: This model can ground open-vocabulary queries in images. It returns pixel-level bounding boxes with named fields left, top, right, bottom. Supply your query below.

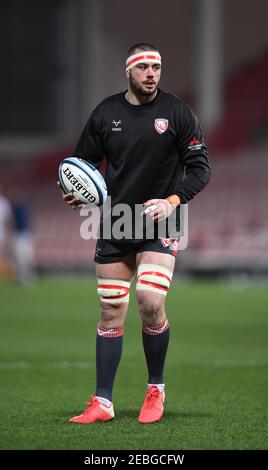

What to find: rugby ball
left=59, top=157, right=107, bottom=206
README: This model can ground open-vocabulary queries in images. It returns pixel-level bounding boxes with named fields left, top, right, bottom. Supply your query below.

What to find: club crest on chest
left=154, top=119, right=169, bottom=134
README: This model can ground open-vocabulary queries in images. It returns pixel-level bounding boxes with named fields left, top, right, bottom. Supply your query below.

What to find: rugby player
left=59, top=43, right=211, bottom=424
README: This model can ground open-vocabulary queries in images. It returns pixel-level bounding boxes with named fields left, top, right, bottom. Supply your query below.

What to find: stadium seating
left=185, top=148, right=268, bottom=269
left=207, top=52, right=268, bottom=153
left=32, top=184, right=97, bottom=270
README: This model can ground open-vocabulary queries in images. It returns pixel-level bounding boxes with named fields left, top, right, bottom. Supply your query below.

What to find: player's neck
left=125, top=89, right=158, bottom=105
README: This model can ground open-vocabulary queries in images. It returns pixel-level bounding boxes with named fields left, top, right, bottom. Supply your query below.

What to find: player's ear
left=126, top=70, right=130, bottom=78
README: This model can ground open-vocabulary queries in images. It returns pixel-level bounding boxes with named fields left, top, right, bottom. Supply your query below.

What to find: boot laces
left=83, top=397, right=99, bottom=413
left=145, top=387, right=160, bottom=407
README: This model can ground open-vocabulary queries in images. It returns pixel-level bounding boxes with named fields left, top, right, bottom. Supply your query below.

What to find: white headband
left=126, top=51, right=161, bottom=72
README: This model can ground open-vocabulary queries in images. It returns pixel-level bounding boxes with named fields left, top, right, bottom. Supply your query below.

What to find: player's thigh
left=96, top=253, right=136, bottom=281
left=96, top=254, right=136, bottom=324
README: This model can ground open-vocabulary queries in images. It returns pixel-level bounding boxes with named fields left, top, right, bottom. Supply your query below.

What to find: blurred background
left=0, top=0, right=268, bottom=281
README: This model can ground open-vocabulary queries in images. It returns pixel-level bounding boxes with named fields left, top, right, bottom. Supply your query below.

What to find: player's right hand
left=57, top=181, right=85, bottom=210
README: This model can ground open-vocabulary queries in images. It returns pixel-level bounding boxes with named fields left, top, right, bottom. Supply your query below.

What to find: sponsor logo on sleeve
left=187, top=136, right=203, bottom=151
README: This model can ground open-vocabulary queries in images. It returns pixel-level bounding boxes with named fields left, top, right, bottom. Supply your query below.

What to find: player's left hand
left=142, top=199, right=175, bottom=222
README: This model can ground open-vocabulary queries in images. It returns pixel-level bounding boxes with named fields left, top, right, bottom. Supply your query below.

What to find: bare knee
left=137, top=292, right=165, bottom=325
left=99, top=301, right=127, bottom=328
left=135, top=263, right=172, bottom=325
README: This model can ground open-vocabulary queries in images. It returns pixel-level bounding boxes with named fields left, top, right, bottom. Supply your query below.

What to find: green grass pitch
left=0, top=278, right=267, bottom=450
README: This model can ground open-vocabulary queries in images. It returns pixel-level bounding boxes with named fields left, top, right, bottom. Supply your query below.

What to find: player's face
left=129, top=62, right=161, bottom=96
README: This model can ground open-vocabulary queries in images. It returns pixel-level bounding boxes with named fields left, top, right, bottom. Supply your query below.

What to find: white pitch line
left=0, top=361, right=93, bottom=369
left=181, top=359, right=268, bottom=368
left=0, top=360, right=267, bottom=370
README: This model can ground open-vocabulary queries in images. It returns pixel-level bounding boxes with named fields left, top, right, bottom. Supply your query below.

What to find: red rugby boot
left=69, top=397, right=114, bottom=424
left=138, top=385, right=165, bottom=424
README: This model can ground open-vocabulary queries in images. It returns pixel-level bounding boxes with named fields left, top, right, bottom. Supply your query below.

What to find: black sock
left=96, top=326, right=123, bottom=401
left=142, top=319, right=170, bottom=384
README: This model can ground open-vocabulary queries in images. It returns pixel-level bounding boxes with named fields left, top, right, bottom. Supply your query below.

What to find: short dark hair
left=127, top=43, right=159, bottom=57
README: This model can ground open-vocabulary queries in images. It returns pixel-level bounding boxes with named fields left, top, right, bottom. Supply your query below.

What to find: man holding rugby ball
left=59, top=43, right=211, bottom=424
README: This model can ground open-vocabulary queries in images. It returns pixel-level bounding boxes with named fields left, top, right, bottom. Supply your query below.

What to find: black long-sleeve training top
left=74, top=88, right=211, bottom=241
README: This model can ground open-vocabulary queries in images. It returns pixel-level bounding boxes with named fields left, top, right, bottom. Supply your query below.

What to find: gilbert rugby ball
left=59, top=157, right=107, bottom=206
